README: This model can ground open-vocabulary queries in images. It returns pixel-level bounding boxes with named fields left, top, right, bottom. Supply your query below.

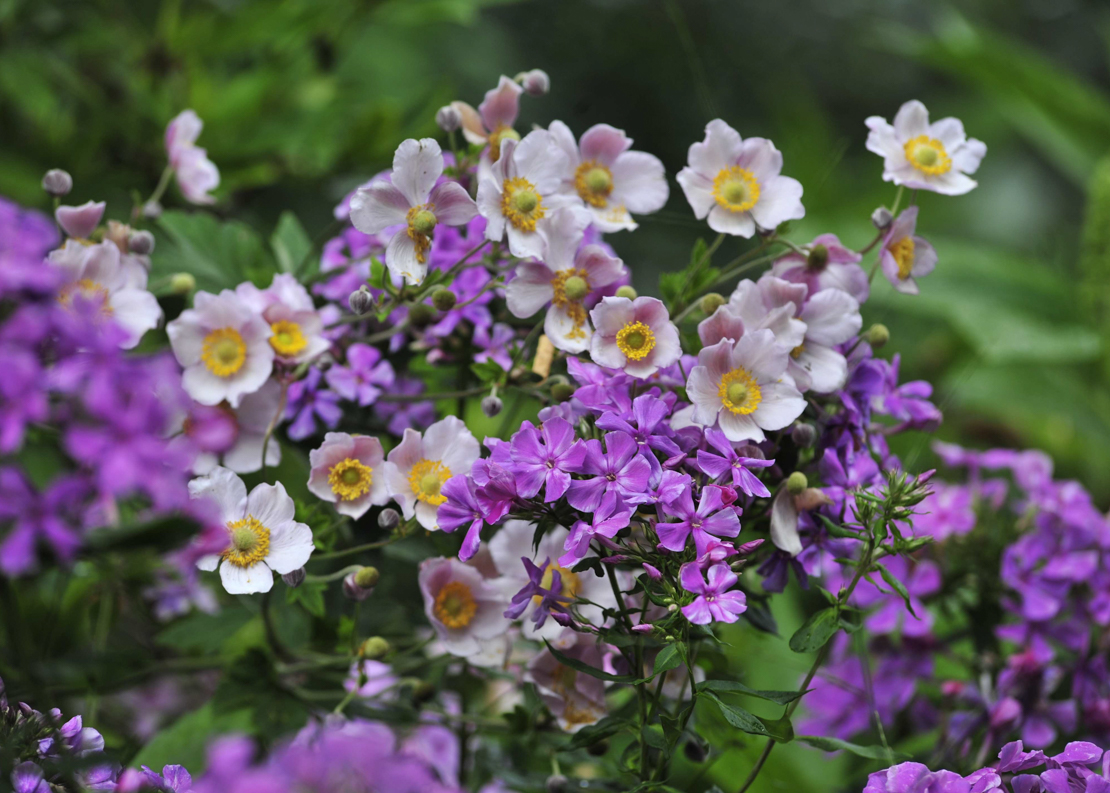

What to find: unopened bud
left=359, top=636, right=391, bottom=660
left=344, top=567, right=379, bottom=601
left=431, top=289, right=457, bottom=312
left=56, top=201, right=106, bottom=239
left=871, top=206, right=893, bottom=231
left=169, top=272, right=196, bottom=295
left=700, top=292, right=726, bottom=314
left=787, top=471, right=808, bottom=495
left=378, top=508, right=401, bottom=530
left=867, top=323, right=890, bottom=349
left=282, top=567, right=306, bottom=588
left=790, top=422, right=817, bottom=448
left=348, top=285, right=373, bottom=315
left=355, top=566, right=379, bottom=589
left=545, top=774, right=570, bottom=793
left=142, top=200, right=163, bottom=220
left=42, top=169, right=73, bottom=197
left=128, top=230, right=155, bottom=255
left=481, top=395, right=503, bottom=417
left=436, top=105, right=462, bottom=133
left=411, top=680, right=436, bottom=703
left=518, top=69, right=551, bottom=97
left=614, top=285, right=637, bottom=300
left=551, top=382, right=575, bottom=402
left=806, top=243, right=829, bottom=271
left=666, top=603, right=677, bottom=612
left=408, top=303, right=435, bottom=328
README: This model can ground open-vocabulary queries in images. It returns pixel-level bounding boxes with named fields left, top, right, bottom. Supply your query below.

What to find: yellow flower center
left=718, top=367, right=762, bottom=415
left=550, top=268, right=590, bottom=342
left=201, top=327, right=247, bottom=377
left=574, top=160, right=614, bottom=207
left=328, top=458, right=374, bottom=501
left=791, top=343, right=805, bottom=359
left=534, top=563, right=580, bottom=605
left=903, top=135, right=952, bottom=176
left=269, top=319, right=307, bottom=357
left=712, top=166, right=761, bottom=213
left=501, top=177, right=545, bottom=232
left=615, top=321, right=656, bottom=360
left=58, top=278, right=112, bottom=316
left=888, top=236, right=916, bottom=280
left=433, top=580, right=478, bottom=628
left=409, top=458, right=451, bottom=506
left=405, top=204, right=436, bottom=265
left=223, top=515, right=271, bottom=568
left=487, top=124, right=520, bottom=163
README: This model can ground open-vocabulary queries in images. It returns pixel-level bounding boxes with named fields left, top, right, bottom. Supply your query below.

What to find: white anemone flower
left=419, top=556, right=511, bottom=658
left=236, top=274, right=330, bottom=365
left=788, top=288, right=861, bottom=393
left=383, top=416, right=480, bottom=530
left=190, top=467, right=314, bottom=594
left=865, top=100, right=986, bottom=195
left=589, top=296, right=682, bottom=379
left=308, top=432, right=390, bottom=520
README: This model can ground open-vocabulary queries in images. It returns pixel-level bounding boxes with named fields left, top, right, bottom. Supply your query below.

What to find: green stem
left=312, top=535, right=401, bottom=561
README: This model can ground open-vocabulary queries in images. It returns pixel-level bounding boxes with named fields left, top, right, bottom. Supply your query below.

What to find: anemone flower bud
left=169, top=273, right=196, bottom=295
left=359, top=636, right=391, bottom=660
left=435, top=105, right=462, bottom=132
left=128, top=230, right=156, bottom=255
left=481, top=395, right=503, bottom=417
left=871, top=206, right=893, bottom=231
left=431, top=288, right=457, bottom=311
left=790, top=422, right=817, bottom=448
left=614, top=285, right=637, bottom=299
left=378, top=507, right=401, bottom=530
left=518, top=69, right=551, bottom=96
left=786, top=471, right=808, bottom=495
left=699, top=292, right=726, bottom=314
left=142, top=200, right=163, bottom=219
left=867, top=323, right=890, bottom=349
left=551, top=382, right=575, bottom=402
left=56, top=201, right=106, bottom=239
left=344, top=568, right=378, bottom=601
left=42, top=169, right=73, bottom=197
left=282, top=567, right=306, bottom=588
left=348, top=285, right=373, bottom=315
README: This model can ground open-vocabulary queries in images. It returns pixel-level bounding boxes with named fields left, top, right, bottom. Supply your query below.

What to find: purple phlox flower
left=875, top=354, right=942, bottom=431
left=560, top=497, right=635, bottom=567
left=679, top=561, right=747, bottom=624
left=473, top=460, right=518, bottom=521
left=851, top=556, right=940, bottom=638
left=818, top=442, right=880, bottom=517
left=0, top=343, right=48, bottom=454
left=757, top=549, right=808, bottom=594
left=995, top=741, right=1048, bottom=773
left=372, top=376, right=435, bottom=436
left=566, top=431, right=652, bottom=513
left=657, top=483, right=741, bottom=558
left=862, top=763, right=969, bottom=793
left=325, top=343, right=395, bottom=406
left=0, top=469, right=88, bottom=575
left=285, top=368, right=342, bottom=440
left=565, top=356, right=633, bottom=413
left=595, top=394, right=684, bottom=473
left=992, top=648, right=1077, bottom=749
left=505, top=556, right=571, bottom=627
left=647, top=469, right=691, bottom=510
left=437, top=475, right=486, bottom=561
left=508, top=417, right=586, bottom=501
left=11, top=763, right=49, bottom=793
left=473, top=322, right=517, bottom=371
left=696, top=430, right=773, bottom=497
left=912, top=482, right=977, bottom=541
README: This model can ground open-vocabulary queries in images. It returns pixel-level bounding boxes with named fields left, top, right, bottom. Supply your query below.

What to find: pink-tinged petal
left=735, top=137, right=783, bottom=183
left=479, top=75, right=523, bottom=130
left=590, top=296, right=636, bottom=336
left=864, top=115, right=900, bottom=159
left=881, top=249, right=919, bottom=295
left=687, top=366, right=724, bottom=425
left=926, top=170, right=978, bottom=196
left=476, top=177, right=507, bottom=241
left=751, top=381, right=806, bottom=431
left=577, top=244, right=626, bottom=287
left=717, top=410, right=763, bottom=443
left=545, top=304, right=591, bottom=354
left=688, top=119, right=742, bottom=176
left=451, top=101, right=488, bottom=145
left=220, top=560, right=273, bottom=594
left=676, top=167, right=716, bottom=219
left=392, top=138, right=443, bottom=206
left=698, top=306, right=745, bottom=346
left=385, top=231, right=425, bottom=285
left=174, top=147, right=220, bottom=204
left=748, top=175, right=805, bottom=230
left=928, top=116, right=968, bottom=150
left=579, top=124, right=633, bottom=166
left=698, top=337, right=735, bottom=381
left=770, top=489, right=802, bottom=556
left=506, top=224, right=546, bottom=261
left=892, top=100, right=930, bottom=139
left=350, top=182, right=410, bottom=234
left=166, top=109, right=203, bottom=155
left=56, top=201, right=106, bottom=239
left=758, top=274, right=808, bottom=313
left=795, top=344, right=847, bottom=393
left=108, top=288, right=163, bottom=349
left=590, top=333, right=626, bottom=370
left=610, top=150, right=669, bottom=215
left=506, top=260, right=555, bottom=318
left=636, top=321, right=681, bottom=376
left=800, top=288, right=861, bottom=346
left=952, top=137, right=987, bottom=175
left=538, top=205, right=592, bottom=271
left=733, top=328, right=788, bottom=382
left=682, top=598, right=713, bottom=625
left=513, top=129, right=569, bottom=193
left=429, top=181, right=478, bottom=226
left=707, top=204, right=756, bottom=237
left=911, top=236, right=938, bottom=277
left=547, top=120, right=581, bottom=170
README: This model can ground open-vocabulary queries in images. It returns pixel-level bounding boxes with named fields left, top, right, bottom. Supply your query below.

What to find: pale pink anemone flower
left=770, top=233, right=869, bottom=304
left=348, top=138, right=478, bottom=285
left=487, top=519, right=618, bottom=648
left=178, top=378, right=284, bottom=475
left=55, top=201, right=106, bottom=239
left=879, top=206, right=937, bottom=295
left=724, top=275, right=808, bottom=351
left=548, top=121, right=669, bottom=232
left=383, top=416, right=480, bottom=530
left=788, top=287, right=861, bottom=393
left=476, top=130, right=578, bottom=260
left=686, top=329, right=807, bottom=443
left=452, top=76, right=523, bottom=150
left=866, top=100, right=986, bottom=196
left=47, top=240, right=162, bottom=349
left=526, top=634, right=608, bottom=732
left=308, top=432, right=390, bottom=520
left=189, top=467, right=314, bottom=595
left=418, top=555, right=511, bottom=658
left=589, top=296, right=682, bottom=379
left=676, top=119, right=804, bottom=238
left=167, top=289, right=274, bottom=407
left=505, top=206, right=625, bottom=353
left=235, top=273, right=330, bottom=366
left=165, top=109, right=220, bottom=205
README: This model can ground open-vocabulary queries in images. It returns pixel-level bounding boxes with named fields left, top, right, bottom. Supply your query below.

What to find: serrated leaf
left=798, top=734, right=906, bottom=761
left=697, top=680, right=806, bottom=705
left=789, top=606, right=840, bottom=653
left=286, top=580, right=327, bottom=617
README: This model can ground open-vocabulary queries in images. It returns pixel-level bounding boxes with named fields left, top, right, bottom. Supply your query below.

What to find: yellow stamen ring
left=501, top=177, right=545, bottom=232
left=223, top=515, right=270, bottom=568
left=903, top=135, right=952, bottom=176
left=269, top=319, right=307, bottom=357
left=712, top=166, right=761, bottom=213
left=433, top=580, right=477, bottom=628
left=718, top=367, right=762, bottom=415
left=409, top=458, right=451, bottom=506
left=574, top=160, right=614, bottom=208
left=201, top=327, right=247, bottom=377
left=888, top=237, right=916, bottom=280
left=328, top=458, right=374, bottom=501
left=615, top=321, right=656, bottom=361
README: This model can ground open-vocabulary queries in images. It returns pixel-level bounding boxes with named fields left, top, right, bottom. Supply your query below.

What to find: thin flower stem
left=146, top=164, right=175, bottom=209
left=312, top=536, right=401, bottom=561
left=304, top=564, right=361, bottom=584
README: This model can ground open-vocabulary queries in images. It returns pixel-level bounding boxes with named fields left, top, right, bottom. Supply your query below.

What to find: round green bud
left=408, top=303, right=436, bottom=328
left=700, top=292, right=726, bottom=314
left=563, top=275, right=589, bottom=302
left=867, top=323, right=890, bottom=349
left=787, top=471, right=808, bottom=495
left=551, top=383, right=575, bottom=402
left=806, top=243, right=829, bottom=271
left=615, top=285, right=638, bottom=300
left=360, top=636, right=391, bottom=660
left=431, top=289, right=457, bottom=312
left=355, top=566, right=380, bottom=589
left=169, top=272, right=196, bottom=295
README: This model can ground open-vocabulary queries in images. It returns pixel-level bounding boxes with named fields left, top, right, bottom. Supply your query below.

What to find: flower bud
left=481, top=395, right=503, bottom=417
left=408, top=303, right=435, bottom=328
left=344, top=566, right=380, bottom=601
left=435, top=105, right=462, bottom=132
left=796, top=487, right=832, bottom=511
left=871, top=206, right=893, bottom=231
left=411, top=680, right=436, bottom=703
left=359, top=636, right=391, bottom=660
left=867, top=323, right=890, bottom=349
left=518, top=69, right=551, bottom=96
left=282, top=567, right=306, bottom=588
left=700, top=292, right=726, bottom=314
left=128, top=230, right=155, bottom=255
left=42, top=169, right=73, bottom=197
left=378, top=507, right=401, bottom=530
left=56, top=200, right=106, bottom=239
left=431, top=288, right=457, bottom=312
left=545, top=774, right=570, bottom=793
left=355, top=566, right=380, bottom=589
left=550, top=382, right=575, bottom=402
left=806, top=243, right=829, bottom=271
left=666, top=603, right=677, bottom=612
left=169, top=272, right=196, bottom=295
left=348, top=285, right=373, bottom=316
left=790, top=422, right=817, bottom=448
left=614, top=285, right=637, bottom=300
left=786, top=471, right=808, bottom=495
left=142, top=200, right=163, bottom=220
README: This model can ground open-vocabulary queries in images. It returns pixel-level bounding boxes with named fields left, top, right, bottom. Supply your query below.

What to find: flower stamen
left=574, top=160, right=614, bottom=207
left=501, top=177, right=545, bottom=232
left=903, top=135, right=952, bottom=176
left=889, top=237, right=916, bottom=280
left=615, top=321, right=656, bottom=360
left=409, top=458, right=451, bottom=506
left=201, top=327, right=247, bottom=377
left=433, top=580, right=478, bottom=628
left=718, top=367, right=762, bottom=415
left=712, top=166, right=761, bottom=213
left=328, top=458, right=374, bottom=501
left=223, top=515, right=271, bottom=568
left=269, top=319, right=307, bottom=357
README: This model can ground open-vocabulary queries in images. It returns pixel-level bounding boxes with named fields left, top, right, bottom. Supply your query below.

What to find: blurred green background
left=4, top=1, right=1110, bottom=787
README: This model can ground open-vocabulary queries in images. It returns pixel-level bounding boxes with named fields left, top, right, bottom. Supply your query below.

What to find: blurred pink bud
left=518, top=69, right=550, bottom=96
left=642, top=563, right=662, bottom=580
left=631, top=623, right=653, bottom=634
left=55, top=200, right=106, bottom=239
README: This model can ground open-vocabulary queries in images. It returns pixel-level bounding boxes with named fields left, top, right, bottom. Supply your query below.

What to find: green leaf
left=155, top=211, right=276, bottom=292
left=271, top=211, right=313, bottom=274
left=697, top=680, right=806, bottom=705
left=642, top=723, right=667, bottom=749
left=156, top=607, right=254, bottom=654
left=652, top=643, right=685, bottom=677
left=369, top=257, right=389, bottom=291
left=703, top=691, right=769, bottom=737
left=545, top=641, right=634, bottom=683
left=286, top=580, right=327, bottom=618
left=789, top=606, right=840, bottom=653
left=563, top=715, right=631, bottom=751
left=83, top=515, right=200, bottom=554
left=798, top=735, right=907, bottom=761
left=470, top=360, right=506, bottom=385
left=759, top=714, right=794, bottom=743
left=131, top=702, right=253, bottom=773
left=877, top=563, right=917, bottom=618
